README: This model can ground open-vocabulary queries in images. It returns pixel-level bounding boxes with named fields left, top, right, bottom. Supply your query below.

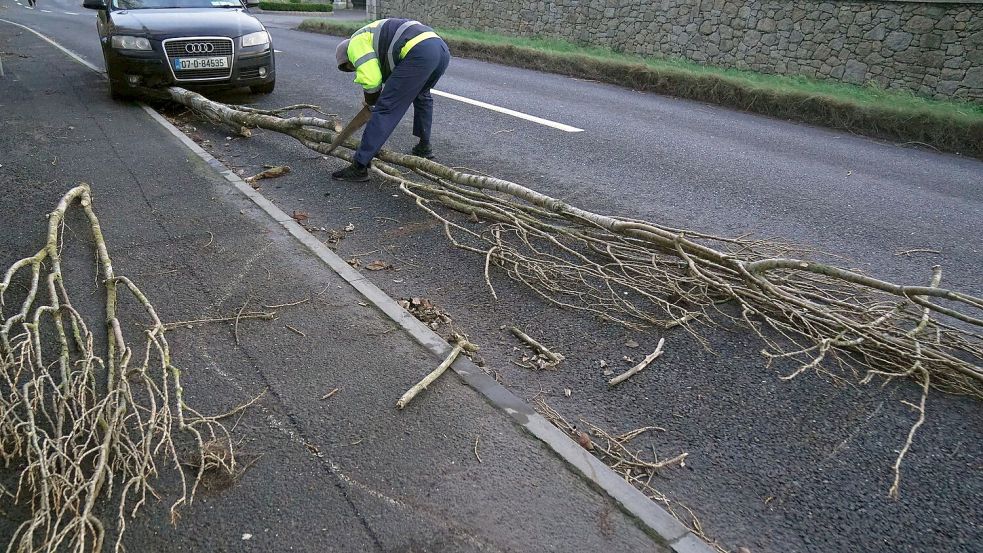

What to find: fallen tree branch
left=164, top=87, right=983, bottom=497
left=1, top=184, right=247, bottom=552
left=609, top=337, right=666, bottom=386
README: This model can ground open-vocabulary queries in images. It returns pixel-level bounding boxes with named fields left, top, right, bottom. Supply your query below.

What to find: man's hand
left=363, top=91, right=380, bottom=107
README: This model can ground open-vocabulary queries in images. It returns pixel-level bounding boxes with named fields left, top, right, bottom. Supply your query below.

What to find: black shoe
left=331, top=162, right=369, bottom=182
left=411, top=142, right=434, bottom=159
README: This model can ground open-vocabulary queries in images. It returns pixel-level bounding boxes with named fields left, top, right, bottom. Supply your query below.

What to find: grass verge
left=260, top=2, right=331, bottom=12
left=299, top=19, right=983, bottom=159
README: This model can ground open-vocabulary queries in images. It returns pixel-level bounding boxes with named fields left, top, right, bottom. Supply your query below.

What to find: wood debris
left=509, top=326, right=565, bottom=369
left=245, top=164, right=291, bottom=184
left=609, top=338, right=666, bottom=386
left=396, top=335, right=478, bottom=409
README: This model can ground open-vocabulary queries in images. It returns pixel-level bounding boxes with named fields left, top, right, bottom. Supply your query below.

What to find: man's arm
left=354, top=57, right=383, bottom=100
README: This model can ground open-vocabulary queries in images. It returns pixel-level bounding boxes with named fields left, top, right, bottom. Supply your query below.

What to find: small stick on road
left=396, top=335, right=477, bottom=409
left=474, top=436, right=482, bottom=464
left=894, top=248, right=941, bottom=256
left=320, top=387, right=341, bottom=401
left=234, top=297, right=251, bottom=345
left=163, top=311, right=275, bottom=330
left=264, top=297, right=311, bottom=309
left=510, top=326, right=564, bottom=365
left=609, top=338, right=665, bottom=386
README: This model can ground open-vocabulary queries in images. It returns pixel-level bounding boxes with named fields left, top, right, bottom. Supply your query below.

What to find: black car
left=82, top=0, right=276, bottom=99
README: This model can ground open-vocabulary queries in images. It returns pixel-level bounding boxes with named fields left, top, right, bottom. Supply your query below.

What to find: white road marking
left=0, top=17, right=101, bottom=72
left=431, top=89, right=583, bottom=133
left=41, top=9, right=52, bottom=12
left=63, top=11, right=80, bottom=15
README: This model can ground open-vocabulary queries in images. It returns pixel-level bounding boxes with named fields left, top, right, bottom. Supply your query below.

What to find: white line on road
left=41, top=9, right=52, bottom=12
left=0, top=17, right=100, bottom=72
left=431, top=89, right=584, bottom=133
left=64, top=11, right=81, bottom=15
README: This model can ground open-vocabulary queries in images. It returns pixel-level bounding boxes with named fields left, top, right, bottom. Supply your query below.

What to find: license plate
left=174, top=56, right=229, bottom=71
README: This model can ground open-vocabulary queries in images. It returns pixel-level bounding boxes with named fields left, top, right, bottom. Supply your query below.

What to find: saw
left=325, top=105, right=372, bottom=155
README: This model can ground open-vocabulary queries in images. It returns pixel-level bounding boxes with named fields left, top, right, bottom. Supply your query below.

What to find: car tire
left=251, top=81, right=275, bottom=94
left=108, top=79, right=132, bottom=101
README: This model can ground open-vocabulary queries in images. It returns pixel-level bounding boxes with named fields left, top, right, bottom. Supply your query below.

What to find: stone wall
left=377, top=0, right=983, bottom=101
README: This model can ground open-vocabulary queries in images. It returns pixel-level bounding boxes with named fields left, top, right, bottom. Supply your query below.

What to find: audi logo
left=185, top=43, right=215, bottom=54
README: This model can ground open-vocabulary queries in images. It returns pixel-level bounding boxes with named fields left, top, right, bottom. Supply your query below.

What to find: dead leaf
left=292, top=210, right=309, bottom=222
left=344, top=223, right=355, bottom=232
left=603, top=369, right=614, bottom=376
left=347, top=257, right=361, bottom=268
left=575, top=431, right=594, bottom=451
left=245, top=164, right=291, bottom=184
left=625, top=339, right=639, bottom=348
left=564, top=388, right=572, bottom=397
left=365, top=260, right=390, bottom=271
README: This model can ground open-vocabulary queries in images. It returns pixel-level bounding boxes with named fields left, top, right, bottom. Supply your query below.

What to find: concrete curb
left=2, top=18, right=716, bottom=553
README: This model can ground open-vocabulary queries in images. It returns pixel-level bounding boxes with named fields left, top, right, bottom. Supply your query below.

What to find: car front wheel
left=108, top=79, right=133, bottom=101
left=250, top=80, right=275, bottom=94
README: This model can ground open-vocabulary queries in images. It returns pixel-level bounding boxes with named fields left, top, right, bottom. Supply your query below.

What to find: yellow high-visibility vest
left=346, top=19, right=441, bottom=93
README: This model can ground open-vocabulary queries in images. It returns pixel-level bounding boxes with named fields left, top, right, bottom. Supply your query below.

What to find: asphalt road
left=2, top=3, right=982, bottom=552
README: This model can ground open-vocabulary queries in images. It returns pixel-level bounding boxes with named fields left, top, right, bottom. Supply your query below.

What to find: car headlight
left=241, top=31, right=270, bottom=48
left=111, top=35, right=151, bottom=51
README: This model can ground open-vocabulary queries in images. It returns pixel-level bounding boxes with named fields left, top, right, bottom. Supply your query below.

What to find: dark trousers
left=354, top=38, right=450, bottom=166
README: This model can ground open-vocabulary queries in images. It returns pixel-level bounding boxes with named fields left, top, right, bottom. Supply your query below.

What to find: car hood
left=110, top=9, right=264, bottom=40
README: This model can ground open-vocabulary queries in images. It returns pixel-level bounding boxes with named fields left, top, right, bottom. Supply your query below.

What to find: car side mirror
left=82, top=0, right=107, bottom=9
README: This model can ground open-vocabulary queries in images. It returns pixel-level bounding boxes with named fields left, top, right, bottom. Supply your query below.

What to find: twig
left=510, top=326, right=564, bottom=365
left=609, top=338, right=666, bottom=386
left=889, top=369, right=929, bottom=499
left=474, top=436, right=482, bottom=463
left=285, top=324, right=306, bottom=337
left=396, top=336, right=476, bottom=409
left=320, top=387, right=341, bottom=401
left=163, top=311, right=275, bottom=330
left=263, top=297, right=310, bottom=309
left=234, top=297, right=250, bottom=345
left=894, top=248, right=941, bottom=256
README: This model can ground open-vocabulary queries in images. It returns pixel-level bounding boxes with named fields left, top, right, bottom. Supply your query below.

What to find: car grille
left=163, top=38, right=234, bottom=81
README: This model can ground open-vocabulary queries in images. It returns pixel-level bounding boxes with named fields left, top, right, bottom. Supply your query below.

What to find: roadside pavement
left=0, top=24, right=668, bottom=552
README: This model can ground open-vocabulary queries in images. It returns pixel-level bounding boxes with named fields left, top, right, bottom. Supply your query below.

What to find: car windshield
left=113, top=0, right=242, bottom=8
